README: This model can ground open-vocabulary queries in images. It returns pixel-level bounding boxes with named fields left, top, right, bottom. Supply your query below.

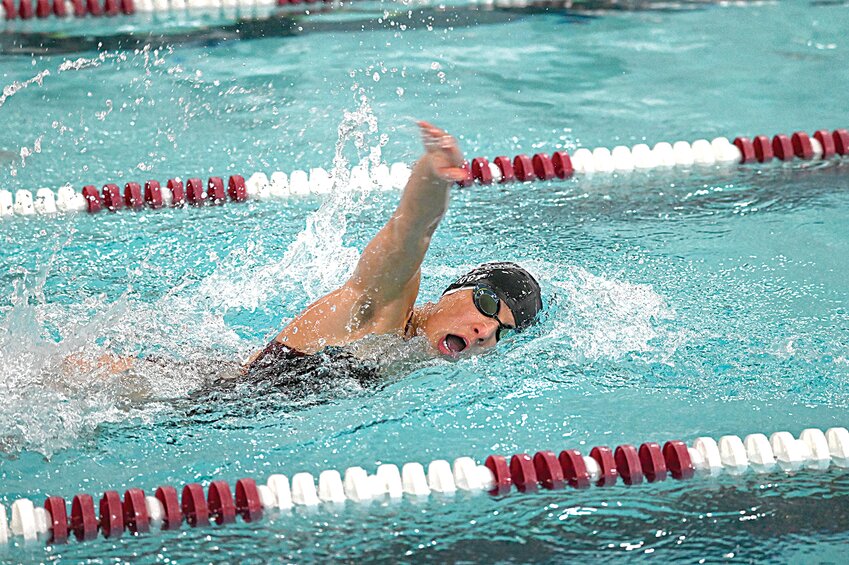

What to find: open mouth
left=440, top=333, right=468, bottom=356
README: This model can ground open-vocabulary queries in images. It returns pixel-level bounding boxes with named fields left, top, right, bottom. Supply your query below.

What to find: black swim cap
left=443, top=262, right=543, bottom=330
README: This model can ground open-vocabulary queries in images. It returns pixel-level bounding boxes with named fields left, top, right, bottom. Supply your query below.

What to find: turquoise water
left=1, top=0, right=849, bottom=561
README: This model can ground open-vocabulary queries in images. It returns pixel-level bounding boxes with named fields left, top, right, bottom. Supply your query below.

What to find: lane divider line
left=0, top=426, right=847, bottom=547
left=1, top=128, right=846, bottom=220
left=3, top=0, right=324, bottom=20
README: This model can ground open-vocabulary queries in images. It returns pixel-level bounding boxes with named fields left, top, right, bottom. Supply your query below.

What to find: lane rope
left=1, top=426, right=847, bottom=545
left=1, top=0, right=781, bottom=20
left=1, top=0, right=341, bottom=20
left=1, top=128, right=847, bottom=219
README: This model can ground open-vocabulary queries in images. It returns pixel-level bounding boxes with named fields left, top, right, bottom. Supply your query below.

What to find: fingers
left=417, top=121, right=464, bottom=177
left=418, top=121, right=457, bottom=156
left=417, top=120, right=444, bottom=136
left=439, top=167, right=469, bottom=182
left=417, top=120, right=449, bottom=142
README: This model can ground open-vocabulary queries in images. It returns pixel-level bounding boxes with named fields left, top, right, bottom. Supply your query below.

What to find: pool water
left=1, top=0, right=848, bottom=561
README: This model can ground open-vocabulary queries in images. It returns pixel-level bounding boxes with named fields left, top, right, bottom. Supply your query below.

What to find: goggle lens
left=474, top=288, right=500, bottom=317
left=472, top=286, right=514, bottom=342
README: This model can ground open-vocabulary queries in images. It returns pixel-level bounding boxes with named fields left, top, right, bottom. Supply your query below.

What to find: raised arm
left=348, top=121, right=466, bottom=298
left=270, top=121, right=466, bottom=353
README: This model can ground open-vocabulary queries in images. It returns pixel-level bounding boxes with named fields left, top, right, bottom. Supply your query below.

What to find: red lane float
left=484, top=454, right=511, bottom=495
left=471, top=157, right=492, bottom=184
left=733, top=136, right=756, bottom=163
left=228, top=175, right=247, bottom=202
left=508, top=453, right=538, bottom=492
left=208, top=176, right=226, bottom=204
left=19, top=0, right=34, bottom=19
left=70, top=494, right=98, bottom=541
left=532, top=451, right=564, bottom=490
left=44, top=496, right=68, bottom=544
left=614, top=444, right=643, bottom=486
left=181, top=483, right=209, bottom=527
left=551, top=151, right=573, bottom=179
left=814, top=130, right=836, bottom=158
left=512, top=154, right=535, bottom=183
left=85, top=0, right=101, bottom=16
left=3, top=0, right=15, bottom=21
left=589, top=446, right=618, bottom=487
left=753, top=135, right=774, bottom=163
left=791, top=131, right=814, bottom=160
left=558, top=449, right=591, bottom=489
left=82, top=185, right=102, bottom=213
left=102, top=183, right=122, bottom=211
left=186, top=178, right=205, bottom=205
left=638, top=442, right=668, bottom=483
left=235, top=479, right=263, bottom=522
left=834, top=129, right=849, bottom=155
left=155, top=485, right=182, bottom=530
left=662, top=441, right=695, bottom=480
left=772, top=134, right=794, bottom=161
left=532, top=153, right=555, bottom=181
left=207, top=480, right=236, bottom=525
left=123, top=488, right=150, bottom=534
left=124, top=182, right=143, bottom=209
left=456, top=161, right=474, bottom=188
left=493, top=156, right=515, bottom=184
left=99, top=490, right=124, bottom=538
left=145, top=180, right=163, bottom=209
left=167, top=179, right=185, bottom=206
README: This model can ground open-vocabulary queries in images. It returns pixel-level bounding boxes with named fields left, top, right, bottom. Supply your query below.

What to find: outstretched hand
left=417, top=121, right=467, bottom=182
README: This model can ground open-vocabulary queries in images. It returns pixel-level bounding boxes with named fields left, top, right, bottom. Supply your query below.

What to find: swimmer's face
left=420, top=289, right=517, bottom=358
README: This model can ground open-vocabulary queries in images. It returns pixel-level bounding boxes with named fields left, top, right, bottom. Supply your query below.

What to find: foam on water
left=0, top=91, right=400, bottom=456
left=197, top=91, right=387, bottom=312
left=537, top=263, right=685, bottom=365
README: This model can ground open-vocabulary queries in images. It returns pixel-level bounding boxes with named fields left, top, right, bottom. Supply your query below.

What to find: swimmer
left=65, top=122, right=542, bottom=392
left=245, top=121, right=542, bottom=378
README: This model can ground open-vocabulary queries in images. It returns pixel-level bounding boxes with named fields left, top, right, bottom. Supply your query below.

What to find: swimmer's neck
left=407, top=303, right=436, bottom=339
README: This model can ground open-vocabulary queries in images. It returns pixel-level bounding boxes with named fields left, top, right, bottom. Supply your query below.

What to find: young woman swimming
left=66, top=122, right=542, bottom=393
left=244, top=121, right=542, bottom=381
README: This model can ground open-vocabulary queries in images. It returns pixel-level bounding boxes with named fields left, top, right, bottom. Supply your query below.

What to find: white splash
left=0, top=240, right=249, bottom=457
left=9, top=135, right=43, bottom=177
left=512, top=264, right=686, bottom=364
left=197, top=93, right=389, bottom=311
left=0, top=70, right=50, bottom=110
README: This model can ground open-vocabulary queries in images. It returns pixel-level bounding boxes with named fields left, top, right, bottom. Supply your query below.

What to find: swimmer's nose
left=471, top=321, right=498, bottom=345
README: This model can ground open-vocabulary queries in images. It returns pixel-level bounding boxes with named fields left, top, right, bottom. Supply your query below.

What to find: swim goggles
left=471, top=284, right=515, bottom=341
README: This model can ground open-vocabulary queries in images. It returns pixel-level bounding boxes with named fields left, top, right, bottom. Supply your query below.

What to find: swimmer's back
left=243, top=340, right=381, bottom=390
